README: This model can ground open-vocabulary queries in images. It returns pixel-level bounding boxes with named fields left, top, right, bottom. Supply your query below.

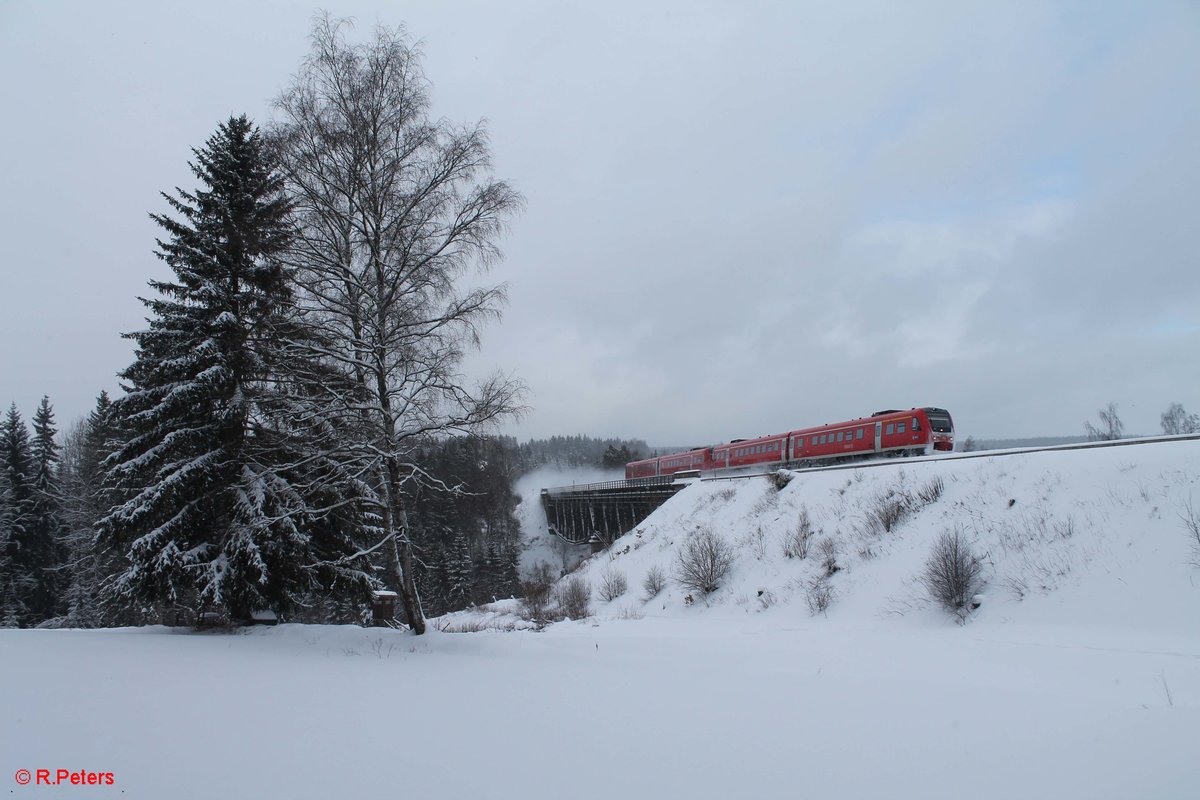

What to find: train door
left=874, top=421, right=883, bottom=453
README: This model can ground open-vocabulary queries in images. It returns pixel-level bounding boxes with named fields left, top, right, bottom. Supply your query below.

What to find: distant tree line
left=511, top=435, right=647, bottom=471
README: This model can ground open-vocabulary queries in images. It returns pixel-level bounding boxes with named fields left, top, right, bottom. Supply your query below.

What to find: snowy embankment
left=3, top=440, right=1199, bottom=799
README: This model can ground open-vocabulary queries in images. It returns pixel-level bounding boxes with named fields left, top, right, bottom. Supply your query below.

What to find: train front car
left=921, top=407, right=955, bottom=451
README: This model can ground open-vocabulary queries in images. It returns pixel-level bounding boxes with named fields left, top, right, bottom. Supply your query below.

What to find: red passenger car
left=624, top=407, right=954, bottom=479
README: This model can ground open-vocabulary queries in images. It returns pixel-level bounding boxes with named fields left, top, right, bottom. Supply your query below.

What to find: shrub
left=805, top=576, right=835, bottom=615
left=920, top=529, right=984, bottom=612
left=783, top=507, right=815, bottom=559
left=642, top=564, right=667, bottom=599
left=520, top=561, right=557, bottom=621
left=675, top=527, right=735, bottom=594
left=916, top=476, right=944, bottom=505
left=746, top=525, right=768, bottom=560
left=869, top=491, right=909, bottom=533
left=598, top=567, right=628, bottom=602
left=555, top=575, right=592, bottom=619
left=1182, top=497, right=1200, bottom=564
left=770, top=470, right=794, bottom=490
left=816, top=536, right=839, bottom=577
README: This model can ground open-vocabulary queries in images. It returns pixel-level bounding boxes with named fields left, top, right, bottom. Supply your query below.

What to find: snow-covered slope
left=568, top=439, right=1200, bottom=638
left=2, top=441, right=1197, bottom=800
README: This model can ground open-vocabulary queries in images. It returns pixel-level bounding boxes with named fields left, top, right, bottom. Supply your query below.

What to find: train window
left=898, top=422, right=906, bottom=433
left=834, top=431, right=841, bottom=442
left=811, top=436, right=818, bottom=446
left=819, top=434, right=826, bottom=444
left=912, top=417, right=921, bottom=431
left=856, top=428, right=864, bottom=439
left=886, top=423, right=895, bottom=435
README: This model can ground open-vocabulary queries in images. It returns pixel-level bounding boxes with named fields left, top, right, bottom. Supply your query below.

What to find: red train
left=625, top=407, right=954, bottom=479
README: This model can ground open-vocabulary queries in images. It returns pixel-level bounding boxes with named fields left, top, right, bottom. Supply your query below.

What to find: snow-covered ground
left=3, top=440, right=1199, bottom=799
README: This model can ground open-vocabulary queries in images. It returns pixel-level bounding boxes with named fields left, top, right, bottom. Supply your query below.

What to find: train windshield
left=924, top=408, right=953, bottom=433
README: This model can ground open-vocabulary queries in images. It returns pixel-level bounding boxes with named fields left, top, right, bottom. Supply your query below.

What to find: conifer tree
left=98, top=116, right=373, bottom=622
left=445, top=529, right=474, bottom=611
left=0, top=404, right=38, bottom=625
left=58, top=392, right=120, bottom=627
left=27, top=396, right=65, bottom=621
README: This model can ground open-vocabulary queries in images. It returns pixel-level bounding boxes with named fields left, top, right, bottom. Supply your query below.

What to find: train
left=625, top=407, right=955, bottom=479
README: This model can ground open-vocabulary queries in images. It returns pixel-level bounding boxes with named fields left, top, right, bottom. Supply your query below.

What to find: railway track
left=698, top=432, right=1200, bottom=483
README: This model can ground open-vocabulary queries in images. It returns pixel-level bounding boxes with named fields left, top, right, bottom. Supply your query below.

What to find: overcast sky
left=1, top=1, right=1197, bottom=445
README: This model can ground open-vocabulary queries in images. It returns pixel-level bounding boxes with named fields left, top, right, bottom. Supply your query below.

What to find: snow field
left=3, top=439, right=1198, bottom=799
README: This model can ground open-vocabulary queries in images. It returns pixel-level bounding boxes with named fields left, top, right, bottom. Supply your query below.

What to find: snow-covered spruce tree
left=273, top=15, right=525, bottom=633
left=0, top=404, right=39, bottom=626
left=28, top=396, right=66, bottom=622
left=98, top=116, right=375, bottom=623
left=444, top=529, right=474, bottom=611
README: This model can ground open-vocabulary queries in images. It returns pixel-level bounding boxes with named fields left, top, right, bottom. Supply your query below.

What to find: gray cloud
left=1, top=1, right=1197, bottom=444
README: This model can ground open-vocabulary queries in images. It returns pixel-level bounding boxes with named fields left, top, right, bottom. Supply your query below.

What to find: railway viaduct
left=540, top=476, right=688, bottom=546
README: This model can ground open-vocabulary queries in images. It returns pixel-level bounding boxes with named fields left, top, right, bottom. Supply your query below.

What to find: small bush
left=598, top=567, right=628, bottom=602
left=783, top=507, right=815, bottom=559
left=869, top=491, right=909, bottom=533
left=1053, top=516, right=1076, bottom=540
left=816, top=536, right=839, bottom=577
left=555, top=575, right=592, bottom=619
left=746, top=525, right=768, bottom=560
left=520, top=561, right=557, bottom=621
left=675, top=527, right=736, bottom=594
left=1182, top=497, right=1200, bottom=564
left=805, top=576, right=835, bottom=616
left=770, top=470, right=794, bottom=490
left=642, top=564, right=667, bottom=599
left=916, top=476, right=944, bottom=505
left=921, top=529, right=984, bottom=612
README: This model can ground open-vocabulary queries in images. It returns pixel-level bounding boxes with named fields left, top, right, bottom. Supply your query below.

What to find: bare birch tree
left=1084, top=402, right=1124, bottom=442
left=272, top=14, right=524, bottom=634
